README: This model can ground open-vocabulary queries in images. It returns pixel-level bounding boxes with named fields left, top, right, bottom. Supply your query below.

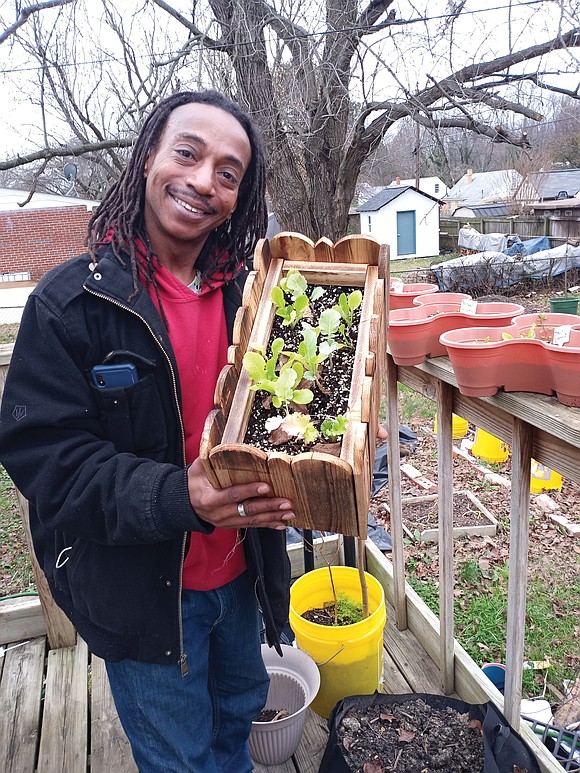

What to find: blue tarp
left=503, top=236, right=551, bottom=257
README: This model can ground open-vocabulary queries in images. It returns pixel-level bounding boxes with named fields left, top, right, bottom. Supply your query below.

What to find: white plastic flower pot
left=249, top=643, right=321, bottom=765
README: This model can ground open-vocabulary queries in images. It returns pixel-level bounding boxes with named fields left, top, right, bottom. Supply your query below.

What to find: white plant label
left=553, top=325, right=571, bottom=347
left=460, top=299, right=478, bottom=314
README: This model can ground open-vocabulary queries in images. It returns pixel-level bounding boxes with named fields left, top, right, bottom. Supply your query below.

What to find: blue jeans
left=106, top=571, right=269, bottom=772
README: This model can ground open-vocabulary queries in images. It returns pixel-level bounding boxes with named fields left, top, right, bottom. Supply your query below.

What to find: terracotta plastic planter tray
left=200, top=232, right=388, bottom=538
left=389, top=491, right=498, bottom=542
left=440, top=312, right=580, bottom=407
left=388, top=296, right=525, bottom=366
left=389, top=280, right=438, bottom=310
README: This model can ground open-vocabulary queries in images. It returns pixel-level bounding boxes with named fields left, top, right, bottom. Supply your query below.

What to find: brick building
left=0, top=189, right=99, bottom=282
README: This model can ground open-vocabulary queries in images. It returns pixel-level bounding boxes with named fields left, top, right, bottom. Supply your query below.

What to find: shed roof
left=454, top=203, right=516, bottom=218
left=357, top=185, right=438, bottom=212
left=526, top=198, right=580, bottom=212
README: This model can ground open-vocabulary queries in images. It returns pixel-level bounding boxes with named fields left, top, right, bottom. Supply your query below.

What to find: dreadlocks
left=86, top=90, right=268, bottom=299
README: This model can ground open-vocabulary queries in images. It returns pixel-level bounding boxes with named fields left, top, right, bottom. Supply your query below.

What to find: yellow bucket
left=471, top=428, right=509, bottom=463
left=289, top=566, right=386, bottom=718
left=530, top=460, right=563, bottom=494
left=434, top=413, right=469, bottom=439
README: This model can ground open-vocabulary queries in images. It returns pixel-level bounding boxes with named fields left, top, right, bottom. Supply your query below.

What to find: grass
left=0, top=323, right=19, bottom=344
left=397, top=384, right=436, bottom=423
left=0, top=464, right=36, bottom=599
left=408, top=558, right=580, bottom=699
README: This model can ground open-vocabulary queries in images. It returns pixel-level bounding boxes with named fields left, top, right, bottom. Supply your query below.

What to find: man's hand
left=186, top=457, right=295, bottom=531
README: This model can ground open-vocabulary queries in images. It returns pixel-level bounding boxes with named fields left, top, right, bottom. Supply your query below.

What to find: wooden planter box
left=200, top=232, right=388, bottom=538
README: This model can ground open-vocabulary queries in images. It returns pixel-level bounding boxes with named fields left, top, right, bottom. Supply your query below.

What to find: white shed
left=357, top=186, right=440, bottom=260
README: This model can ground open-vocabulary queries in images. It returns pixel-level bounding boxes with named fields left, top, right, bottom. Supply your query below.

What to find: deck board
left=39, top=638, right=89, bottom=772
left=382, top=600, right=454, bottom=696
left=0, top=637, right=45, bottom=773
left=90, top=655, right=137, bottom=773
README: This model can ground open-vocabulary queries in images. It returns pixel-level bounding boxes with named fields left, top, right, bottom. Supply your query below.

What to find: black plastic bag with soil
left=319, top=692, right=541, bottom=773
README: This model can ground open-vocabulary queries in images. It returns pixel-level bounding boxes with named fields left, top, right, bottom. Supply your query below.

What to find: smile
left=171, top=195, right=206, bottom=214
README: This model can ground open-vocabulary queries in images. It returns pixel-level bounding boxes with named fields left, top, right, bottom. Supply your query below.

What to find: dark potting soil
left=337, top=697, right=484, bottom=772
left=302, top=604, right=340, bottom=626
left=255, top=708, right=290, bottom=722
left=402, top=492, right=491, bottom=531
left=243, top=285, right=360, bottom=454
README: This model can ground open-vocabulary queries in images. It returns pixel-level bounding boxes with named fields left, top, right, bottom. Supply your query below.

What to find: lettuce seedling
left=333, top=289, right=362, bottom=329
left=271, top=285, right=310, bottom=328
left=243, top=348, right=314, bottom=413
left=320, top=415, right=348, bottom=441
left=271, top=270, right=325, bottom=329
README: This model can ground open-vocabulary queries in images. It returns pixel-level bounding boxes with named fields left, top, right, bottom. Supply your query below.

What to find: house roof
left=357, top=185, right=439, bottom=212
left=0, top=188, right=99, bottom=212
left=525, top=198, right=580, bottom=212
left=444, top=170, right=521, bottom=206
left=388, top=176, right=447, bottom=188
left=454, top=203, right=517, bottom=218
left=529, top=169, right=580, bottom=200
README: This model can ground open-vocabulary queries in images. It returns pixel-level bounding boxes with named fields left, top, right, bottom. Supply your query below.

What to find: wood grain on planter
left=200, top=232, right=388, bottom=538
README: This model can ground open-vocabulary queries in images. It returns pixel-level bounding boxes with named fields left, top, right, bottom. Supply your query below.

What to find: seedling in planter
left=320, top=415, right=348, bottom=441
left=242, top=347, right=314, bottom=413
left=333, top=289, right=363, bottom=329
left=283, top=326, right=338, bottom=393
left=271, top=285, right=309, bottom=328
left=318, top=308, right=342, bottom=348
left=271, top=269, right=325, bottom=329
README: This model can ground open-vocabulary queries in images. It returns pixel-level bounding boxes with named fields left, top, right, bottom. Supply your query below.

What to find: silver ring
left=237, top=502, right=247, bottom=517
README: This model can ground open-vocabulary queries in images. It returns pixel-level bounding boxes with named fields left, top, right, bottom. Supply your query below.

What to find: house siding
left=359, top=188, right=440, bottom=259
left=0, top=206, right=92, bottom=281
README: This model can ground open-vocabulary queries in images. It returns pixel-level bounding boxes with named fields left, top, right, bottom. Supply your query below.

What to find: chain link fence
left=0, top=279, right=30, bottom=342
left=0, top=306, right=24, bottom=324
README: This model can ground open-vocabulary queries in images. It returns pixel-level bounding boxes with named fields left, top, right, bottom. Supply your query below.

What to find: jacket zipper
left=85, top=286, right=189, bottom=676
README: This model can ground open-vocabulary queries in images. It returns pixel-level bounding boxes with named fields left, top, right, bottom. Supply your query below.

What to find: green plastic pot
left=548, top=297, right=579, bottom=315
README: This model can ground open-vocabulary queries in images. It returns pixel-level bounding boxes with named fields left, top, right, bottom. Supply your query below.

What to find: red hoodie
left=141, top=257, right=246, bottom=590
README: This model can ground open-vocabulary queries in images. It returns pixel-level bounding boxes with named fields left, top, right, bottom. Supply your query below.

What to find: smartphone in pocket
left=91, top=363, right=138, bottom=388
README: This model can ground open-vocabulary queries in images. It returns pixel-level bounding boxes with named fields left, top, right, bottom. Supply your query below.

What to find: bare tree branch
left=151, top=0, right=222, bottom=48
left=0, top=0, right=76, bottom=45
left=0, top=139, right=134, bottom=172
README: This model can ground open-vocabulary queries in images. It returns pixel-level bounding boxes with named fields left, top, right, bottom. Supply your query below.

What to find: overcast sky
left=0, top=0, right=578, bottom=159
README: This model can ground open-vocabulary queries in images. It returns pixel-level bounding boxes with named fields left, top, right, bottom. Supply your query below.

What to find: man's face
left=143, top=102, right=252, bottom=261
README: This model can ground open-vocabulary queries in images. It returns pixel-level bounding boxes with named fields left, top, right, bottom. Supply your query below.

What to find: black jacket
left=0, top=246, right=290, bottom=665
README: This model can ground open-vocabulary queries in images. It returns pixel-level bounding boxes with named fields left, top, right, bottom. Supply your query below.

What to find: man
left=0, top=91, right=295, bottom=772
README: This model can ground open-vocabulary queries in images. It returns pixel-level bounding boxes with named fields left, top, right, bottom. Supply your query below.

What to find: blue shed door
left=397, top=210, right=416, bottom=256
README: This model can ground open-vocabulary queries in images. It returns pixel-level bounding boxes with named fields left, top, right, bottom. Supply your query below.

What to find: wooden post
left=386, top=354, right=408, bottom=630
left=16, top=493, right=77, bottom=648
left=1, top=344, right=76, bottom=648
left=503, top=417, right=533, bottom=729
left=436, top=381, right=455, bottom=694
